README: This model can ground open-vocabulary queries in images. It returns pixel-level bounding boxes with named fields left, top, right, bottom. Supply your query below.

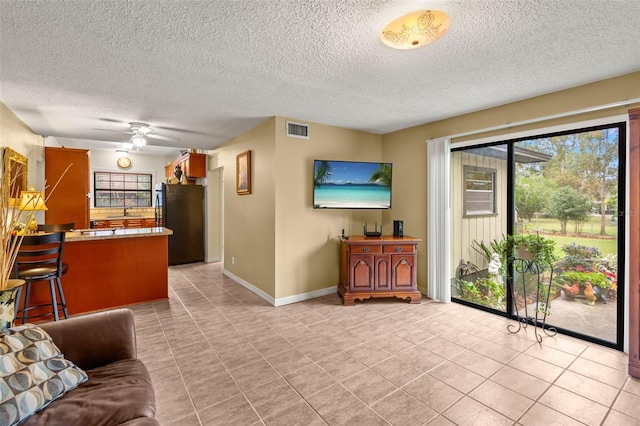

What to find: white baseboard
left=223, top=270, right=275, bottom=305
left=274, top=286, right=337, bottom=306
left=222, top=269, right=337, bottom=307
left=206, top=256, right=221, bottom=263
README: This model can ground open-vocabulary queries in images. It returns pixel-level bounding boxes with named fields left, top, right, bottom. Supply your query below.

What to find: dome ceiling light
left=381, top=10, right=450, bottom=50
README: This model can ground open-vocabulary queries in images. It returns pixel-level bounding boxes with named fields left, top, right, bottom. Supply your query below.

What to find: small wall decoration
left=3, top=148, right=28, bottom=205
left=236, top=150, right=251, bottom=195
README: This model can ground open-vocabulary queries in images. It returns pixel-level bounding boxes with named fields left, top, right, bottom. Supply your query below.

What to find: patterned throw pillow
left=0, top=324, right=88, bottom=425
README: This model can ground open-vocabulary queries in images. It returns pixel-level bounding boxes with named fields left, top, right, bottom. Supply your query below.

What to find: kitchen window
left=464, top=166, right=496, bottom=216
left=94, top=172, right=152, bottom=207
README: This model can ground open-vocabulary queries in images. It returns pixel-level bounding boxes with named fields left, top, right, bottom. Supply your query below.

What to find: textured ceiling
left=1, top=0, right=639, bottom=155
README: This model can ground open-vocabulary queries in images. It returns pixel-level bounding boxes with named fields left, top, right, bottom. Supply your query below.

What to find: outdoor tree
left=521, top=135, right=583, bottom=189
left=575, top=129, right=619, bottom=235
left=515, top=174, right=556, bottom=223
left=549, top=186, right=592, bottom=234
left=518, top=129, right=619, bottom=235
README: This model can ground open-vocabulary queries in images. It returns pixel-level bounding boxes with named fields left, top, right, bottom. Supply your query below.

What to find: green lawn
left=520, top=217, right=618, bottom=257
left=525, top=216, right=618, bottom=237
left=540, top=234, right=618, bottom=258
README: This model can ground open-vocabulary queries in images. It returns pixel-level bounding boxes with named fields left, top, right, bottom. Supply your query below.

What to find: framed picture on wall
left=236, top=150, right=251, bottom=195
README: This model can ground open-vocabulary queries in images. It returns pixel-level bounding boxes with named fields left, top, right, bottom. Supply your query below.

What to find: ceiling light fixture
left=381, top=10, right=450, bottom=49
left=131, top=134, right=146, bottom=147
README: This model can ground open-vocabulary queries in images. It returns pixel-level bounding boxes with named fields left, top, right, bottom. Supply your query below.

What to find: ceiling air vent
left=286, top=121, right=309, bottom=139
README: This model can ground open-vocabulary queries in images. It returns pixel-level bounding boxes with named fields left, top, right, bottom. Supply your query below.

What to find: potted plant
left=502, top=233, right=558, bottom=266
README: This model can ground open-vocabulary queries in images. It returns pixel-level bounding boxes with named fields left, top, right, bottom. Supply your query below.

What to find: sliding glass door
left=450, top=122, right=625, bottom=348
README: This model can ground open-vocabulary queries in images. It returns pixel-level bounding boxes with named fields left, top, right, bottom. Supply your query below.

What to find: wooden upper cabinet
left=165, top=152, right=206, bottom=182
left=45, top=147, right=90, bottom=229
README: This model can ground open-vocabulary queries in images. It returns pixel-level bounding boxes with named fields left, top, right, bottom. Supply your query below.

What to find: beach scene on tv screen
left=314, top=160, right=392, bottom=209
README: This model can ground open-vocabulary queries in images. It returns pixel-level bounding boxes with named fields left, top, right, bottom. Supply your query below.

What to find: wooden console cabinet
left=338, top=235, right=422, bottom=305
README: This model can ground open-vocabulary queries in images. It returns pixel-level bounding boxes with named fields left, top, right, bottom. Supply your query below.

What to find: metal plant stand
left=507, top=259, right=557, bottom=343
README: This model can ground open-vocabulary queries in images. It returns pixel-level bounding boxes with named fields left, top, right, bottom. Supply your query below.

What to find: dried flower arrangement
left=1, top=156, right=71, bottom=291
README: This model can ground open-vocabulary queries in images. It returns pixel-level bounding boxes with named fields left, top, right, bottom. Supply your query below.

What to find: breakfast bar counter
left=24, top=227, right=173, bottom=318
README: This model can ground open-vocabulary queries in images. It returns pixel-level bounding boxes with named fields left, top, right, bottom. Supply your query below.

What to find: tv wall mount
left=363, top=222, right=382, bottom=237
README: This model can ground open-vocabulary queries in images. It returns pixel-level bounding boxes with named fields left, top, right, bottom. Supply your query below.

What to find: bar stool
left=37, top=222, right=75, bottom=232
left=13, top=231, right=69, bottom=323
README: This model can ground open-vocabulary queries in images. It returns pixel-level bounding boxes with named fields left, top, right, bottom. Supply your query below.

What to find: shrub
left=561, top=243, right=601, bottom=271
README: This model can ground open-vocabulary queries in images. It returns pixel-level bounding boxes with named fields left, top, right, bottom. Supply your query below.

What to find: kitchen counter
left=22, top=227, right=171, bottom=318
left=66, top=227, right=172, bottom=242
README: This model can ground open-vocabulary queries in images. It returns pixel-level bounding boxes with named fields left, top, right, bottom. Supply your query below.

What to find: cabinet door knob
left=395, top=247, right=402, bottom=252
left=363, top=247, right=370, bottom=253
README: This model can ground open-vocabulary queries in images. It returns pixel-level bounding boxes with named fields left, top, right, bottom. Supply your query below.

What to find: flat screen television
left=313, top=160, right=392, bottom=209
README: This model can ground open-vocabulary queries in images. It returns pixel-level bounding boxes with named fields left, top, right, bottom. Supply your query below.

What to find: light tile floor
left=130, top=262, right=640, bottom=425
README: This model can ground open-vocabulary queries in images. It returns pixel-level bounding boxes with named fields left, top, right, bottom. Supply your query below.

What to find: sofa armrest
left=38, top=308, right=137, bottom=371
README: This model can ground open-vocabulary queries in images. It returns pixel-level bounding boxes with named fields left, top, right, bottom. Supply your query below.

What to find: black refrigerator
left=160, top=183, right=205, bottom=265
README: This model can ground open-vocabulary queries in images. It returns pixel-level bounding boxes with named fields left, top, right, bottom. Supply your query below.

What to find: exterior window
left=94, top=172, right=152, bottom=207
left=464, top=166, right=496, bottom=216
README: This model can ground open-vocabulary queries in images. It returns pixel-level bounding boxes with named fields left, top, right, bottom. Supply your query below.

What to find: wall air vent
left=286, top=121, right=309, bottom=139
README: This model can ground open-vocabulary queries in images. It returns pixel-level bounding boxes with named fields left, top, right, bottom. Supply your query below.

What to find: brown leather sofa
left=21, top=308, right=158, bottom=426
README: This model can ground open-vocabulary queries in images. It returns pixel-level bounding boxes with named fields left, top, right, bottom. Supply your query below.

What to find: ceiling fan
left=94, top=122, right=180, bottom=147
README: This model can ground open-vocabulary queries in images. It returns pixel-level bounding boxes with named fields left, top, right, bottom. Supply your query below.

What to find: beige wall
left=206, top=164, right=223, bottom=262
left=381, top=126, right=429, bottom=293
left=0, top=102, right=44, bottom=189
left=273, top=117, right=382, bottom=299
left=211, top=118, right=278, bottom=298
left=212, top=117, right=383, bottom=301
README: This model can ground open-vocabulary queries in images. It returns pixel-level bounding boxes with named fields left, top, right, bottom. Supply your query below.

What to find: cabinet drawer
left=350, top=245, right=381, bottom=254
left=383, top=244, right=415, bottom=253
left=143, top=218, right=158, bottom=227
left=126, top=219, right=143, bottom=228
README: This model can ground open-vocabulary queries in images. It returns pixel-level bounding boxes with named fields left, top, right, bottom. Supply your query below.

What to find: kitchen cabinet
left=338, top=235, right=422, bottom=305
left=92, top=218, right=158, bottom=228
left=143, top=218, right=160, bottom=227
left=45, top=147, right=90, bottom=229
left=23, top=229, right=171, bottom=316
left=164, top=152, right=206, bottom=182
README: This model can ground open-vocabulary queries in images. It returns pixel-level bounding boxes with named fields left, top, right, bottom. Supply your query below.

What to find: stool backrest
left=37, top=223, right=75, bottom=232
left=14, top=231, right=66, bottom=277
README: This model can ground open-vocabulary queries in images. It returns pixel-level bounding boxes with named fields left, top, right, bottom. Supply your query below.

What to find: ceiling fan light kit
left=131, top=134, right=146, bottom=147
left=94, top=121, right=180, bottom=152
left=381, top=10, right=450, bottom=49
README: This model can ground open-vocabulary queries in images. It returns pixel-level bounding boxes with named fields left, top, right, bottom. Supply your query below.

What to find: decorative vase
left=174, top=165, right=183, bottom=183
left=0, top=279, right=24, bottom=331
